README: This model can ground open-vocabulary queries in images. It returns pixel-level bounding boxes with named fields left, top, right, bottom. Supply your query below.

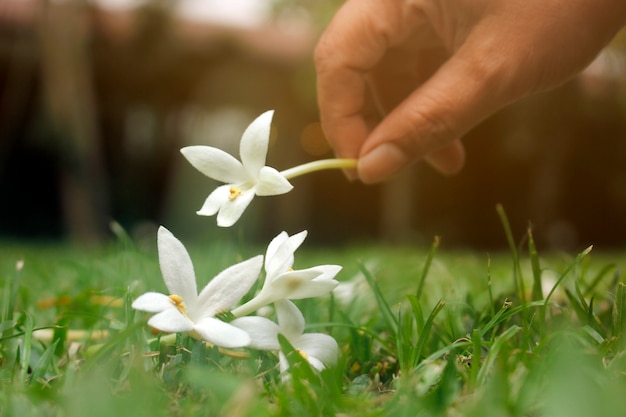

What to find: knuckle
left=405, top=98, right=459, bottom=152
left=313, top=34, right=341, bottom=73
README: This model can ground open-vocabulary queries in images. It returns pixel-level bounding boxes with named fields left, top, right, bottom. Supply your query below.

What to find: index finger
left=314, top=0, right=400, bottom=159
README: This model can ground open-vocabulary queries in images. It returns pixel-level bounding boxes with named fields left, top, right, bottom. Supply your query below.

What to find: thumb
left=357, top=48, right=508, bottom=183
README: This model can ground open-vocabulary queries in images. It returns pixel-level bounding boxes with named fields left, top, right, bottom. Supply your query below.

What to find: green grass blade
left=397, top=308, right=415, bottom=372
left=408, top=295, right=425, bottom=333
left=415, top=236, right=439, bottom=301
left=469, top=328, right=482, bottom=387
left=543, top=246, right=593, bottom=308
left=479, top=300, right=513, bottom=339
left=308, top=320, right=394, bottom=353
left=496, top=204, right=526, bottom=304
left=414, top=340, right=473, bottom=373
left=30, top=339, right=60, bottom=385
left=80, top=321, right=145, bottom=373
left=19, top=314, right=34, bottom=384
left=359, top=261, right=398, bottom=335
left=528, top=227, right=544, bottom=301
left=486, top=255, right=496, bottom=317
left=564, top=286, right=604, bottom=339
left=411, top=299, right=446, bottom=367
left=581, top=324, right=606, bottom=345
left=2, top=260, right=22, bottom=338
left=480, top=300, right=547, bottom=339
left=613, top=282, right=626, bottom=350
left=574, top=280, right=605, bottom=338
left=584, top=263, right=618, bottom=297
left=476, top=325, right=521, bottom=386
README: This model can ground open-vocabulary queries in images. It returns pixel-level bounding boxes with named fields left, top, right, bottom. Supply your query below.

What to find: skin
left=314, top=0, right=626, bottom=183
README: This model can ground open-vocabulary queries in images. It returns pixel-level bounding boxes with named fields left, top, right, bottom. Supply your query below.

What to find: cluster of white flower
left=133, top=111, right=355, bottom=374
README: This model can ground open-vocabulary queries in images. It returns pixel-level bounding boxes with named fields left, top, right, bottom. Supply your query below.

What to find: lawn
left=2, top=210, right=626, bottom=417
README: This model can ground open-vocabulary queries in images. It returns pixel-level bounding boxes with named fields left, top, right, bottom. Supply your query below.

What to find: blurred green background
left=1, top=0, right=625, bottom=250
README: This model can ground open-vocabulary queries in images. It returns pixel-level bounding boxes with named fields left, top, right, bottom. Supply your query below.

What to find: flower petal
left=264, top=230, right=307, bottom=280
left=181, top=146, right=247, bottom=184
left=296, top=333, right=339, bottom=368
left=268, top=268, right=337, bottom=300
left=131, top=292, right=172, bottom=313
left=284, top=278, right=339, bottom=300
left=196, top=255, right=263, bottom=318
left=278, top=351, right=290, bottom=376
left=196, top=184, right=231, bottom=216
left=306, top=356, right=326, bottom=372
left=230, top=316, right=281, bottom=350
left=193, top=317, right=251, bottom=348
left=265, top=231, right=288, bottom=264
left=275, top=299, right=304, bottom=337
left=255, top=166, right=293, bottom=196
left=216, top=189, right=256, bottom=227
left=197, top=184, right=230, bottom=217
left=239, top=110, right=273, bottom=177
left=158, top=227, right=198, bottom=307
left=275, top=265, right=341, bottom=299
left=312, top=265, right=343, bottom=283
left=148, top=308, right=194, bottom=333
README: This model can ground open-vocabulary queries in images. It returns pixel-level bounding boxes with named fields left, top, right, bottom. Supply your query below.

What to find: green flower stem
left=280, top=158, right=357, bottom=180
left=146, top=333, right=177, bottom=346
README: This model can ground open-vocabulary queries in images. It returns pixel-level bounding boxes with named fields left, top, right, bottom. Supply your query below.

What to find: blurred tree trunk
left=38, top=1, right=109, bottom=242
left=380, top=167, right=416, bottom=242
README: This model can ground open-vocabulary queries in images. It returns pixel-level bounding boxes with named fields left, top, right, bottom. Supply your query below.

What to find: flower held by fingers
left=181, top=110, right=293, bottom=227
left=232, top=299, right=338, bottom=372
left=131, top=226, right=263, bottom=348
left=231, top=230, right=341, bottom=317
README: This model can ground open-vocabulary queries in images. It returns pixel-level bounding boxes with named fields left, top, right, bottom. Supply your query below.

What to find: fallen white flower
left=231, top=230, right=341, bottom=317
left=232, top=299, right=338, bottom=372
left=132, top=226, right=263, bottom=348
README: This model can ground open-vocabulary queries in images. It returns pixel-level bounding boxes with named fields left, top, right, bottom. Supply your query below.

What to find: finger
left=314, top=0, right=430, bottom=159
left=368, top=45, right=449, bottom=114
left=357, top=41, right=507, bottom=183
left=424, top=139, right=466, bottom=175
left=314, top=4, right=382, bottom=159
left=356, top=138, right=466, bottom=181
left=339, top=85, right=380, bottom=180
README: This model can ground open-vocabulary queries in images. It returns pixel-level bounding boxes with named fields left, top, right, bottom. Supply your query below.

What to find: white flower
left=231, top=230, right=341, bottom=317
left=131, top=226, right=263, bottom=348
left=180, top=110, right=293, bottom=227
left=232, top=299, right=338, bottom=372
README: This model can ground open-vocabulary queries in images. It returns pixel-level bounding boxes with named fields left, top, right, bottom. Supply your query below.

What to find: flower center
left=168, top=294, right=187, bottom=314
left=229, top=186, right=242, bottom=200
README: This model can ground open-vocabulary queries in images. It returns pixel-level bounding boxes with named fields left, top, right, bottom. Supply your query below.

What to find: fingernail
left=358, top=143, right=407, bottom=183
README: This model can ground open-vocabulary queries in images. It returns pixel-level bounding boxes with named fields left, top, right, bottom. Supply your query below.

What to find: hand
left=315, top=0, right=626, bottom=183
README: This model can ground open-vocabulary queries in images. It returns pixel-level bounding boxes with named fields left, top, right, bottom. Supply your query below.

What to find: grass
left=2, top=212, right=626, bottom=416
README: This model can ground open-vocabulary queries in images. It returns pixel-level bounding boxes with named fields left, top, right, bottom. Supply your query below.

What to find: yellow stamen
left=168, top=294, right=187, bottom=314
left=297, top=349, right=309, bottom=360
left=229, top=186, right=242, bottom=200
